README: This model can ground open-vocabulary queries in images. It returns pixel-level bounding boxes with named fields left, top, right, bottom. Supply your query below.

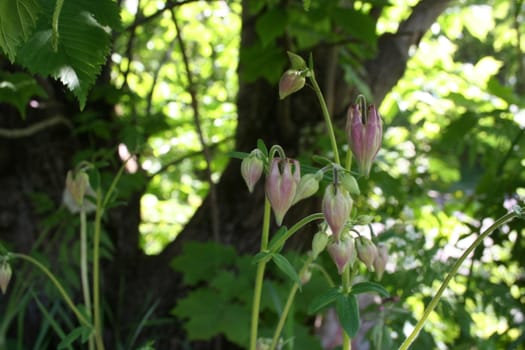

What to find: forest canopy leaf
left=0, top=0, right=41, bottom=61
left=16, top=0, right=120, bottom=109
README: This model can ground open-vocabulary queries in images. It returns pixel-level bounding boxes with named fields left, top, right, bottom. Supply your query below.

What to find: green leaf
left=330, top=7, right=376, bottom=44
left=58, top=326, right=92, bottom=349
left=257, top=138, right=269, bottom=157
left=268, top=226, right=288, bottom=253
left=0, top=72, right=47, bottom=118
left=252, top=250, right=272, bottom=264
left=350, top=281, right=390, bottom=297
left=171, top=242, right=236, bottom=285
left=17, top=0, right=120, bottom=109
left=0, top=0, right=41, bottom=61
left=255, top=7, right=287, bottom=47
left=271, top=253, right=301, bottom=286
left=336, top=293, right=360, bottom=338
left=307, top=287, right=341, bottom=314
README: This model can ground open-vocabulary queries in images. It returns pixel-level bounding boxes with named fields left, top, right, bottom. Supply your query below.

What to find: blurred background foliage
left=0, top=0, right=524, bottom=348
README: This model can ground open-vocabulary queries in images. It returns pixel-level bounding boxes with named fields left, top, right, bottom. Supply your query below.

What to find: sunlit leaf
left=17, top=0, right=120, bottom=109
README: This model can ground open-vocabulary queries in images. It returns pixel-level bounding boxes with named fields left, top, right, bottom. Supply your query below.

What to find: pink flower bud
left=241, top=150, right=264, bottom=193
left=356, top=237, right=378, bottom=271
left=0, top=261, right=12, bottom=294
left=327, top=236, right=355, bottom=274
left=322, top=183, right=353, bottom=241
left=346, top=103, right=382, bottom=177
left=265, top=158, right=300, bottom=225
left=373, top=243, right=389, bottom=280
left=279, top=70, right=305, bottom=99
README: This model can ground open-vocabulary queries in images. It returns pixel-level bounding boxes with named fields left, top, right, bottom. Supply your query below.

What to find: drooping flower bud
left=346, top=103, right=382, bottom=177
left=265, top=158, right=301, bottom=225
left=63, top=169, right=96, bottom=214
left=322, top=183, right=353, bottom=241
left=340, top=172, right=360, bottom=196
left=279, top=70, right=306, bottom=100
left=373, top=243, right=389, bottom=280
left=0, top=261, right=12, bottom=294
left=356, top=237, right=378, bottom=271
left=292, top=172, right=321, bottom=205
left=300, top=268, right=312, bottom=285
left=327, top=236, right=355, bottom=274
left=312, top=230, right=329, bottom=259
left=241, top=150, right=264, bottom=193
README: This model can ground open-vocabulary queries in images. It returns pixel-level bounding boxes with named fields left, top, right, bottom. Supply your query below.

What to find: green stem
left=342, top=265, right=352, bottom=350
left=249, top=199, right=272, bottom=350
left=270, top=213, right=324, bottom=251
left=10, top=253, right=91, bottom=328
left=80, top=209, right=95, bottom=350
left=309, top=71, right=340, bottom=166
left=398, top=211, right=519, bottom=350
left=269, top=255, right=314, bottom=350
left=92, top=190, right=105, bottom=350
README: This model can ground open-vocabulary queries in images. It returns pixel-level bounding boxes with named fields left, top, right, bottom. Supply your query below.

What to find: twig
left=171, top=8, right=221, bottom=242
left=0, top=116, right=73, bottom=138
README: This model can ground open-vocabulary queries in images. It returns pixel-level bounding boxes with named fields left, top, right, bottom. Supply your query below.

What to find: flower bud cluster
left=241, top=150, right=321, bottom=226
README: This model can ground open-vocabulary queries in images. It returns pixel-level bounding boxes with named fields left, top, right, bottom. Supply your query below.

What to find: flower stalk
left=398, top=210, right=521, bottom=350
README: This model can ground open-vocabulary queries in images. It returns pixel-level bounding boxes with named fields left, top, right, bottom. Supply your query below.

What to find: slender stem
left=269, top=255, right=314, bottom=350
left=93, top=190, right=105, bottom=350
left=309, top=71, right=341, bottom=166
left=342, top=265, right=352, bottom=350
left=10, top=253, right=91, bottom=328
left=398, top=211, right=519, bottom=350
left=345, top=148, right=353, bottom=173
left=270, top=213, right=325, bottom=251
left=249, top=199, right=272, bottom=350
left=80, top=209, right=95, bottom=350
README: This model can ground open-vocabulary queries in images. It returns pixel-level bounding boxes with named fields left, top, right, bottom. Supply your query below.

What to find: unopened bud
left=374, top=244, right=389, bottom=280
left=346, top=102, right=382, bottom=177
left=356, top=237, right=378, bottom=271
left=327, top=236, right=355, bottom=274
left=292, top=173, right=320, bottom=205
left=322, top=183, right=353, bottom=241
left=63, top=169, right=96, bottom=214
left=0, top=261, right=12, bottom=294
left=241, top=150, right=264, bottom=193
left=279, top=70, right=306, bottom=99
left=340, top=173, right=360, bottom=196
left=312, top=231, right=329, bottom=259
left=300, top=268, right=312, bottom=285
left=265, top=157, right=301, bottom=225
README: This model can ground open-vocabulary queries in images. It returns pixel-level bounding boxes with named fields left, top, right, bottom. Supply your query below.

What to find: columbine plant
left=0, top=160, right=130, bottom=350
left=240, top=51, right=525, bottom=350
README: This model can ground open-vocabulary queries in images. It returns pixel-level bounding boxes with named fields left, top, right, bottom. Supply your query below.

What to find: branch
left=171, top=9, right=221, bottom=242
left=0, top=116, right=72, bottom=138
left=365, top=0, right=453, bottom=104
